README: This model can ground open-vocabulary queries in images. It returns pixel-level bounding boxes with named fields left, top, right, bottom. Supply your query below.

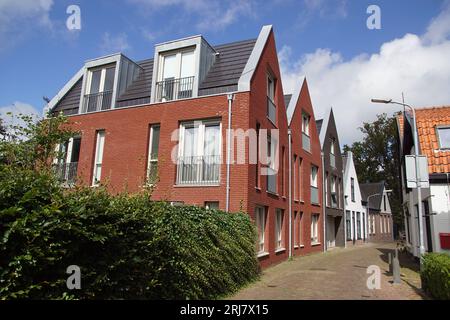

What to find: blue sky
left=1, top=0, right=450, bottom=144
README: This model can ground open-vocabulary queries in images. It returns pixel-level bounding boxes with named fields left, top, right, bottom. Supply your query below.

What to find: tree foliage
left=343, top=113, right=403, bottom=229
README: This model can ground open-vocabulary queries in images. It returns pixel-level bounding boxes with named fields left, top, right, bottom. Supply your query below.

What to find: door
left=327, top=216, right=336, bottom=248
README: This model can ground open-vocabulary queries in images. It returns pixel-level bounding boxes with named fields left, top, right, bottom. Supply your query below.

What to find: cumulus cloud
left=0, top=0, right=53, bottom=52
left=99, top=32, right=131, bottom=54
left=129, top=0, right=256, bottom=31
left=0, top=102, right=41, bottom=132
left=280, top=2, right=450, bottom=146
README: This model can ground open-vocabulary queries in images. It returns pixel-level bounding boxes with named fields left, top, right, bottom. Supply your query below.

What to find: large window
left=311, top=166, right=319, bottom=204
left=302, top=113, right=311, bottom=152
left=255, top=206, right=267, bottom=254
left=330, top=175, right=337, bottom=208
left=294, top=211, right=299, bottom=247
left=53, top=137, right=81, bottom=185
left=325, top=173, right=329, bottom=206
left=356, top=212, right=361, bottom=239
left=311, top=214, right=320, bottom=244
left=346, top=211, right=352, bottom=240
left=156, top=50, right=195, bottom=102
left=299, top=212, right=304, bottom=246
left=84, top=64, right=116, bottom=113
left=275, top=209, right=284, bottom=250
left=147, top=124, right=160, bottom=185
left=298, top=158, right=302, bottom=201
left=92, top=130, right=105, bottom=186
left=330, top=138, right=336, bottom=168
left=266, top=135, right=277, bottom=194
left=351, top=178, right=355, bottom=202
left=437, top=126, right=450, bottom=149
left=177, top=119, right=221, bottom=185
left=293, top=155, right=298, bottom=201
left=267, top=73, right=276, bottom=124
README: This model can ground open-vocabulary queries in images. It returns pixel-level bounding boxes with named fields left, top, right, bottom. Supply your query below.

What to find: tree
left=343, top=113, right=403, bottom=231
left=0, top=118, right=5, bottom=138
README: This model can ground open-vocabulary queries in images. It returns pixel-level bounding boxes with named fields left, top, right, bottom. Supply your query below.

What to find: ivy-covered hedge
left=0, top=167, right=260, bottom=299
left=421, top=253, right=450, bottom=300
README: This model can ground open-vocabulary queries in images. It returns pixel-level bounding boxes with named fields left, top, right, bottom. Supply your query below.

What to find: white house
left=343, top=151, right=367, bottom=245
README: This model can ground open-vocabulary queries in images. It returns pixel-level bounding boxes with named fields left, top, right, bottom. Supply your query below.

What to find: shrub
left=421, top=253, right=450, bottom=300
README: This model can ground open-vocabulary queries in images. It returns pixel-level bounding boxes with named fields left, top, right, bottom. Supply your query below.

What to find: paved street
left=230, top=242, right=427, bottom=300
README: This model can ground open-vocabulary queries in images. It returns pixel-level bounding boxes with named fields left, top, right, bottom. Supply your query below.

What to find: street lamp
left=371, top=98, right=425, bottom=268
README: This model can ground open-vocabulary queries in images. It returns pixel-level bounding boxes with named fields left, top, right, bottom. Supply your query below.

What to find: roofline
left=238, top=25, right=273, bottom=92
left=155, top=34, right=203, bottom=46
left=318, top=108, right=331, bottom=148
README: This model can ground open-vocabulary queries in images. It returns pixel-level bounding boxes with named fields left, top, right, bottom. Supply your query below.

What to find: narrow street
left=230, top=242, right=427, bottom=300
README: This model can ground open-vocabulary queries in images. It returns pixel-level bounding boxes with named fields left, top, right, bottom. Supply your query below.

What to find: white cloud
left=0, top=0, right=53, bottom=52
left=280, top=2, right=450, bottom=147
left=99, top=32, right=131, bottom=54
left=0, top=102, right=41, bottom=131
left=129, top=0, right=256, bottom=31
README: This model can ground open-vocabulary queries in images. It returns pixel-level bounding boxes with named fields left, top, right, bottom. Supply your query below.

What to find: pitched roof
left=315, top=119, right=323, bottom=136
left=284, top=94, right=292, bottom=110
left=398, top=106, right=450, bottom=174
left=359, top=181, right=385, bottom=210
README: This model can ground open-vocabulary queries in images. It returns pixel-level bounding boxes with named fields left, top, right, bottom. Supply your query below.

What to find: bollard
left=393, top=248, right=401, bottom=284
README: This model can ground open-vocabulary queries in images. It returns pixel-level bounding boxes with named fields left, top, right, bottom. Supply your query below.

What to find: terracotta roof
left=399, top=106, right=450, bottom=174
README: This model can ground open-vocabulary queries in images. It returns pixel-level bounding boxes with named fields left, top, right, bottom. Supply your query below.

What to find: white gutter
left=322, top=151, right=327, bottom=252
left=225, top=93, right=234, bottom=212
left=288, top=129, right=293, bottom=258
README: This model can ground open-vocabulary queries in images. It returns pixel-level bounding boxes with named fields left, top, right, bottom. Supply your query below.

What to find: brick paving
left=230, top=242, right=428, bottom=300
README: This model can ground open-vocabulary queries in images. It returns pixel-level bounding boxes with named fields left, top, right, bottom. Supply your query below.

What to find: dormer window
left=83, top=64, right=116, bottom=113
left=437, top=126, right=450, bottom=149
left=156, top=50, right=195, bottom=102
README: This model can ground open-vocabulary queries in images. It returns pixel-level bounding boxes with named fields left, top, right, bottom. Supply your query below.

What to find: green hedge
left=0, top=167, right=260, bottom=299
left=421, top=253, right=450, bottom=300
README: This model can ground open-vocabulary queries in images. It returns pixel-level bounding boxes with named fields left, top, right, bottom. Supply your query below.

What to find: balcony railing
left=82, top=91, right=113, bottom=113
left=53, top=162, right=78, bottom=185
left=267, top=97, right=276, bottom=124
left=311, top=186, right=319, bottom=204
left=330, top=153, right=336, bottom=168
left=176, top=155, right=220, bottom=185
left=156, top=76, right=195, bottom=102
left=302, top=133, right=311, bottom=153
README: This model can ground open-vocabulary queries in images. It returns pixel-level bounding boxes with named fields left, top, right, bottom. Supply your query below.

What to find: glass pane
left=90, top=70, right=102, bottom=94
left=180, top=51, right=195, bottom=78
left=104, top=67, right=116, bottom=91
left=183, top=125, right=198, bottom=157
left=96, top=132, right=105, bottom=163
left=70, top=138, right=81, bottom=163
left=204, top=124, right=220, bottom=157
left=150, top=126, right=160, bottom=159
left=438, top=128, right=450, bottom=148
left=163, top=54, right=177, bottom=80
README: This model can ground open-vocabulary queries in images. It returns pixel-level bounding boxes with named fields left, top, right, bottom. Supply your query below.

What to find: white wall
left=430, top=184, right=450, bottom=254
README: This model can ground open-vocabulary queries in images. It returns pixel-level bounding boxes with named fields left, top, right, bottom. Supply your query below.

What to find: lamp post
left=371, top=98, right=425, bottom=268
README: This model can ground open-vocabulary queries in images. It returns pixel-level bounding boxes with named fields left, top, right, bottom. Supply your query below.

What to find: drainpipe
left=225, top=93, right=234, bottom=212
left=322, top=151, right=327, bottom=253
left=288, top=129, right=293, bottom=258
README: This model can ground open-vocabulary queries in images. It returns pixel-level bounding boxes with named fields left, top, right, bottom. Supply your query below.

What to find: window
left=147, top=124, right=160, bottom=185
left=325, top=173, right=329, bottom=206
left=330, top=139, right=336, bottom=168
left=437, top=126, right=450, bottom=149
left=298, top=158, right=302, bottom=201
left=267, top=74, right=276, bottom=124
left=356, top=212, right=361, bottom=239
left=156, top=50, right=195, bottom=102
left=351, top=178, right=355, bottom=202
left=294, top=211, right=298, bottom=247
left=311, top=166, right=319, bottom=204
left=293, top=155, right=298, bottom=200
left=302, top=113, right=311, bottom=152
left=330, top=175, right=337, bottom=208
left=383, top=195, right=387, bottom=211
left=170, top=201, right=184, bottom=206
left=256, top=123, right=261, bottom=188
left=177, top=119, right=221, bottom=185
left=275, top=209, right=284, bottom=250
left=205, top=201, right=219, bottom=210
left=380, top=215, right=384, bottom=233
left=387, top=216, right=390, bottom=233
left=92, top=130, right=105, bottom=186
left=346, top=211, right=352, bottom=240
left=281, top=147, right=285, bottom=196
left=299, top=212, right=304, bottom=246
left=311, top=214, right=319, bottom=244
left=53, top=136, right=81, bottom=185
left=266, top=134, right=277, bottom=193
left=84, top=64, right=116, bottom=113
left=255, top=206, right=267, bottom=254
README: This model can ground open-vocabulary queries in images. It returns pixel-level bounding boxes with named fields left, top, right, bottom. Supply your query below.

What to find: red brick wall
left=369, top=213, right=394, bottom=242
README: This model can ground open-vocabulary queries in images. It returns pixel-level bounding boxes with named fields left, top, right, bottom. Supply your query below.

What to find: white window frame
left=255, top=206, right=267, bottom=255
left=92, top=130, right=105, bottom=186
left=302, top=113, right=310, bottom=136
left=275, top=209, right=284, bottom=250
left=86, top=64, right=116, bottom=95
left=158, top=49, right=195, bottom=82
left=311, top=166, right=318, bottom=188
left=147, top=124, right=160, bottom=185
left=311, top=214, right=319, bottom=244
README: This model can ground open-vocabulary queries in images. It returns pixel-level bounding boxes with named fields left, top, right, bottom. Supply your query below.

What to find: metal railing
left=311, top=186, right=319, bottom=204
left=82, top=91, right=113, bottom=113
left=53, top=162, right=78, bottom=185
left=267, top=97, right=276, bottom=124
left=156, top=76, right=195, bottom=102
left=330, top=153, right=336, bottom=168
left=176, top=155, right=220, bottom=185
left=302, top=133, right=311, bottom=153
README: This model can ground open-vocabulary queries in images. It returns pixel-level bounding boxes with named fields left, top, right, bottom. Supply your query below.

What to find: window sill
left=257, top=252, right=270, bottom=258
left=174, top=184, right=220, bottom=188
left=275, top=248, right=286, bottom=254
left=294, top=245, right=299, bottom=249
left=294, top=199, right=299, bottom=203
left=266, top=190, right=279, bottom=197
left=255, top=186, right=262, bottom=192
left=311, top=203, right=321, bottom=207
left=282, top=196, right=287, bottom=200
left=300, top=245, right=305, bottom=248
left=311, top=242, right=321, bottom=246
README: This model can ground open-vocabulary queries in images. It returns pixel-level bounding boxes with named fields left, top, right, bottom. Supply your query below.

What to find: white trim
left=238, top=25, right=272, bottom=92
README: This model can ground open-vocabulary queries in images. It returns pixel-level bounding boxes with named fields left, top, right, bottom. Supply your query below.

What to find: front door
left=327, top=216, right=336, bottom=248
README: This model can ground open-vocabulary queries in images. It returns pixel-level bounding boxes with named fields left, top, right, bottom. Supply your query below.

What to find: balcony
left=156, top=76, right=194, bottom=102
left=330, top=153, right=336, bottom=168
left=82, top=91, right=113, bottom=113
left=176, top=155, right=220, bottom=185
left=302, top=133, right=311, bottom=153
left=311, top=186, right=319, bottom=204
left=53, top=162, right=78, bottom=186
left=267, top=97, right=276, bottom=124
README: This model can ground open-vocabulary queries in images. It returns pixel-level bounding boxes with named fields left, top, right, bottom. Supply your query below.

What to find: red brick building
left=47, top=25, right=324, bottom=268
